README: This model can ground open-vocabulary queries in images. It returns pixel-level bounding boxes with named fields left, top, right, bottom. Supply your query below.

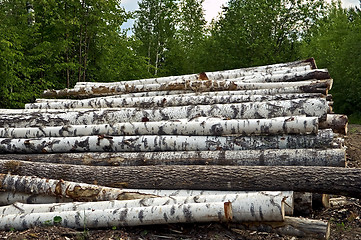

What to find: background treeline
left=0, top=0, right=360, bottom=122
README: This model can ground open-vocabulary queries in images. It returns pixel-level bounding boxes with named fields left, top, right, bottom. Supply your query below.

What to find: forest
left=0, top=0, right=360, bottom=122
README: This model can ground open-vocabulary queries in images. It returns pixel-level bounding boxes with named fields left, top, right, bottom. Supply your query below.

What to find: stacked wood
left=0, top=58, right=349, bottom=238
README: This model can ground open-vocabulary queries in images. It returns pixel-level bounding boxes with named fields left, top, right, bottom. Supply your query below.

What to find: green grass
left=348, top=112, right=361, bottom=125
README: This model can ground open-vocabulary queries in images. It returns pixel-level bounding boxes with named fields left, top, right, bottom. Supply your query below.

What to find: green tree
left=301, top=1, right=361, bottom=118
left=204, top=0, right=326, bottom=71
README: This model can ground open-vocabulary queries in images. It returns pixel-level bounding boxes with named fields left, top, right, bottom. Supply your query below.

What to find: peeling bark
left=231, top=216, right=330, bottom=240
left=0, top=116, right=319, bottom=138
left=41, top=79, right=332, bottom=99
left=0, top=191, right=288, bottom=222
left=0, top=162, right=360, bottom=198
left=0, top=129, right=334, bottom=153
left=0, top=174, right=156, bottom=201
left=0, top=99, right=329, bottom=128
left=0, top=192, right=73, bottom=205
left=0, top=149, right=346, bottom=167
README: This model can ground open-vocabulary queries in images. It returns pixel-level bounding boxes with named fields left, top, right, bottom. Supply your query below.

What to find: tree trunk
left=1, top=162, right=360, bottom=198
left=0, top=174, right=156, bottom=201
left=0, top=130, right=334, bottom=153
left=0, top=99, right=329, bottom=128
left=41, top=79, right=331, bottom=98
left=0, top=149, right=345, bottom=167
left=26, top=93, right=325, bottom=110
left=0, top=191, right=288, bottom=221
left=0, top=116, right=319, bottom=138
left=319, top=114, right=348, bottom=135
left=231, top=216, right=330, bottom=240
left=0, top=202, right=232, bottom=230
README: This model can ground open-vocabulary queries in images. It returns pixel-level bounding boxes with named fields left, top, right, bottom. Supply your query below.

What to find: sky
left=120, top=0, right=360, bottom=32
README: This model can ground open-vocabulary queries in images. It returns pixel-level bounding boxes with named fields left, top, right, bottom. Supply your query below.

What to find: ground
left=0, top=125, right=360, bottom=240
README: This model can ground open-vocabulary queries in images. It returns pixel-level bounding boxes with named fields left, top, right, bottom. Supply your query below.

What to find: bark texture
left=0, top=149, right=345, bottom=167
left=0, top=116, right=319, bottom=138
left=0, top=192, right=73, bottom=205
left=0, top=161, right=360, bottom=198
left=319, top=114, right=348, bottom=135
left=0, top=129, right=334, bottom=153
left=0, top=99, right=329, bottom=128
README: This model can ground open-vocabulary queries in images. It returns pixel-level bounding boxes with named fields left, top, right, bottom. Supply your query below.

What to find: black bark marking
left=183, top=205, right=193, bottom=222
left=138, top=210, right=144, bottom=223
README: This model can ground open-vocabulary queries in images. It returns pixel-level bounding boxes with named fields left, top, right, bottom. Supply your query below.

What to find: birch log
left=0, top=174, right=156, bottom=201
left=0, top=202, right=233, bottom=230
left=0, top=192, right=73, bottom=205
left=231, top=216, right=330, bottom=240
left=0, top=99, right=329, bottom=128
left=75, top=59, right=315, bottom=87
left=0, top=149, right=345, bottom=167
left=41, top=79, right=332, bottom=98
left=0, top=130, right=334, bottom=153
left=0, top=117, right=319, bottom=138
left=1, top=161, right=360, bottom=198
left=0, top=192, right=287, bottom=222
left=319, top=114, right=348, bottom=134
left=25, top=93, right=325, bottom=110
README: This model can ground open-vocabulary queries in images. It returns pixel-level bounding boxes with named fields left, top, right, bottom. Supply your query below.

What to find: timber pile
left=0, top=58, right=351, bottom=239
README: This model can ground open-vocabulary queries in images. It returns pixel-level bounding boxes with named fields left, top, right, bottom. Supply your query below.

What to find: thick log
left=0, top=192, right=287, bottom=221
left=0, top=130, right=334, bottom=153
left=0, top=116, right=319, bottom=138
left=231, top=216, right=330, bottom=239
left=0, top=202, right=232, bottom=230
left=41, top=79, right=332, bottom=98
left=26, top=93, right=325, bottom=110
left=319, top=114, right=348, bottom=134
left=0, top=161, right=360, bottom=198
left=0, top=149, right=346, bottom=167
left=0, top=174, right=156, bottom=201
left=0, top=99, right=329, bottom=128
left=0, top=192, right=73, bottom=205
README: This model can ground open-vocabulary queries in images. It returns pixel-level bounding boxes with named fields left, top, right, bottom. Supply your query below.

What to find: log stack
left=0, top=58, right=350, bottom=239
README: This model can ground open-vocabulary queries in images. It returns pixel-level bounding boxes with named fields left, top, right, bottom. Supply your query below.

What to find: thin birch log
left=36, top=88, right=328, bottom=103
left=0, top=130, right=334, bottom=153
left=0, top=99, right=329, bottom=128
left=0, top=117, right=319, bottom=138
left=231, top=216, right=330, bottom=240
left=0, top=192, right=73, bottom=205
left=0, top=149, right=345, bottom=167
left=75, top=68, right=325, bottom=89
left=0, top=174, right=156, bottom=201
left=0, top=201, right=233, bottom=230
left=319, top=114, right=348, bottom=135
left=0, top=192, right=287, bottom=221
left=75, top=60, right=315, bottom=87
left=1, top=161, right=360, bottom=198
left=41, top=79, right=332, bottom=98
left=26, top=93, right=325, bottom=110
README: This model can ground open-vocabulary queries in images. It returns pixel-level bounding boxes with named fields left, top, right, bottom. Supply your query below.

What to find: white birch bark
left=232, top=216, right=330, bottom=240
left=41, top=79, right=332, bottom=98
left=0, top=174, right=156, bottom=201
left=0, top=129, right=334, bottom=153
left=0, top=192, right=73, bottom=205
left=0, top=149, right=345, bottom=167
left=26, top=93, right=325, bottom=110
left=74, top=58, right=315, bottom=87
left=0, top=99, right=329, bottom=128
left=0, top=191, right=288, bottom=221
left=0, top=116, right=319, bottom=138
left=319, top=114, right=348, bottom=134
left=0, top=202, right=233, bottom=230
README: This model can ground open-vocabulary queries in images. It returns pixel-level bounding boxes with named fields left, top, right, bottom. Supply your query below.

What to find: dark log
left=0, top=161, right=360, bottom=198
left=319, top=114, right=348, bottom=135
left=0, top=149, right=346, bottom=167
